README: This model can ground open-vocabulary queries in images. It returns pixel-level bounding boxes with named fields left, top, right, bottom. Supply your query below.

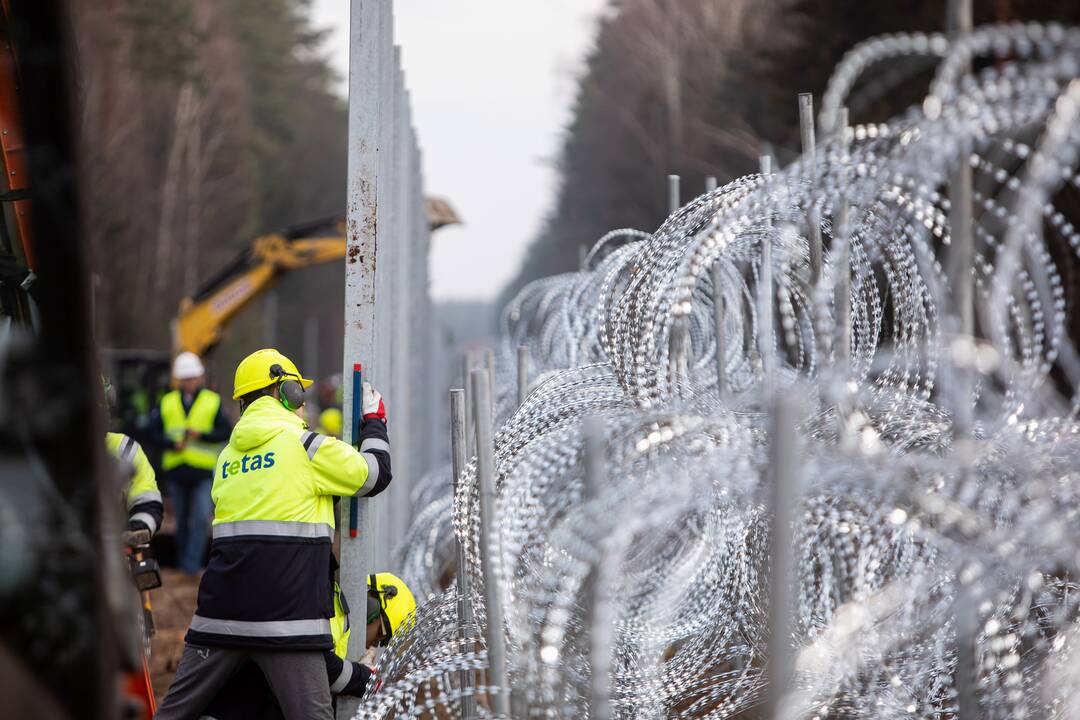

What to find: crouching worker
left=155, top=349, right=392, bottom=720
left=199, top=573, right=417, bottom=719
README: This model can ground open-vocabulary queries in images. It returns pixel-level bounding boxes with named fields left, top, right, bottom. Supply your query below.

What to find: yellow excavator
left=173, top=197, right=460, bottom=355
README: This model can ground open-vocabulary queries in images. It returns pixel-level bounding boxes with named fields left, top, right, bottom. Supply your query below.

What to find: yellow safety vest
left=105, top=432, right=163, bottom=534
left=331, top=583, right=351, bottom=659
left=161, top=389, right=223, bottom=471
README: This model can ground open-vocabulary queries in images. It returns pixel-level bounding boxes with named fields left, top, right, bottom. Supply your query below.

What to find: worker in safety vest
left=316, top=406, right=343, bottom=439
left=103, top=377, right=164, bottom=545
left=199, top=573, right=417, bottom=718
left=147, top=351, right=231, bottom=574
left=155, top=348, right=392, bottom=720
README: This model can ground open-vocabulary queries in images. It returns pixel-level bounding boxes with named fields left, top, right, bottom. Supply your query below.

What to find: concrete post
left=339, top=1, right=387, bottom=715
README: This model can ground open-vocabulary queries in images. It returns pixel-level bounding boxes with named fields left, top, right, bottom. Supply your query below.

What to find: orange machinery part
left=0, top=0, right=33, bottom=269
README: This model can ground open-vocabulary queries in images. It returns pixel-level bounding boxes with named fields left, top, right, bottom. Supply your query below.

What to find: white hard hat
left=173, top=352, right=205, bottom=380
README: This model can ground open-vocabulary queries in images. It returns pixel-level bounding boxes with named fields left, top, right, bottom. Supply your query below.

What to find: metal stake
left=449, top=389, right=477, bottom=719
left=517, top=345, right=529, bottom=408
left=799, top=93, right=823, bottom=285
left=485, top=348, right=497, bottom=418
left=759, top=154, right=774, bottom=385
left=948, top=0, right=975, bottom=438
left=712, top=262, right=727, bottom=399
left=668, top=174, right=680, bottom=215
left=582, top=416, right=612, bottom=720
left=471, top=368, right=510, bottom=717
left=463, top=351, right=476, bottom=458
left=834, top=108, right=851, bottom=368
left=706, top=175, right=718, bottom=193
left=766, top=392, right=800, bottom=719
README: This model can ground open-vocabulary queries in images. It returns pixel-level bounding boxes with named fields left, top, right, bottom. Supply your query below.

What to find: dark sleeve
left=200, top=402, right=233, bottom=443
left=325, top=650, right=372, bottom=697
left=144, top=407, right=170, bottom=450
left=128, top=499, right=164, bottom=535
left=357, top=417, right=391, bottom=497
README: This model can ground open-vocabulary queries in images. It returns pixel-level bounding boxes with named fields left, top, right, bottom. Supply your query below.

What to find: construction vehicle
left=174, top=199, right=460, bottom=356
left=0, top=2, right=159, bottom=718
left=104, top=201, right=459, bottom=447
left=0, top=0, right=35, bottom=332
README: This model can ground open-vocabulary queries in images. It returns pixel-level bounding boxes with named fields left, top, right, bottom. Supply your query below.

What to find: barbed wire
left=360, top=23, right=1080, bottom=719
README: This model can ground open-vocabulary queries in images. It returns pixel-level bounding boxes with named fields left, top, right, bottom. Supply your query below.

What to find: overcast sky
left=310, top=0, right=607, bottom=301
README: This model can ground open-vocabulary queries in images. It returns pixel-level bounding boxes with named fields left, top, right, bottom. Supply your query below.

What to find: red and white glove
left=362, top=381, right=386, bottom=423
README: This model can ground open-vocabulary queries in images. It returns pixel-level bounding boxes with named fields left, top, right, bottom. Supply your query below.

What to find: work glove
left=123, top=520, right=152, bottom=547
left=362, top=381, right=386, bottom=423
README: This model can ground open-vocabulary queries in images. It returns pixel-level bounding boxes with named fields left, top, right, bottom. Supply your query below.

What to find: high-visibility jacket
left=160, top=388, right=224, bottom=471
left=105, top=432, right=164, bottom=536
left=186, top=396, right=392, bottom=650
left=325, top=582, right=372, bottom=694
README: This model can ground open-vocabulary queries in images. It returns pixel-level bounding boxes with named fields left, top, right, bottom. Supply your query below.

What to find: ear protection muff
left=368, top=575, right=400, bottom=645
left=269, top=363, right=306, bottom=411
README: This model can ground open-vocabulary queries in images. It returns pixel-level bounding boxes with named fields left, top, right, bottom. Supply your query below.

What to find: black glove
left=123, top=520, right=151, bottom=547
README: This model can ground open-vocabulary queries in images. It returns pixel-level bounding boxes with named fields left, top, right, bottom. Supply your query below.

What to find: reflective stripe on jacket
left=105, top=432, right=164, bottom=535
left=160, top=388, right=223, bottom=470
left=186, top=395, right=391, bottom=650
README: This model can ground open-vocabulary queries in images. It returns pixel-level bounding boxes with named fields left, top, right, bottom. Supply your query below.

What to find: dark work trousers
left=154, top=643, right=332, bottom=720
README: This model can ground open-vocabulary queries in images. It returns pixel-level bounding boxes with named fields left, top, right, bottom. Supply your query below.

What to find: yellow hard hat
left=232, top=348, right=313, bottom=400
left=367, top=572, right=416, bottom=644
left=318, top=407, right=343, bottom=438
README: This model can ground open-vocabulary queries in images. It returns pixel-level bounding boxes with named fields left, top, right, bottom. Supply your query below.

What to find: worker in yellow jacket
left=147, top=352, right=231, bottom=574
left=155, top=349, right=392, bottom=720
left=106, top=431, right=164, bottom=545
left=199, top=573, right=417, bottom=718
left=103, top=377, right=164, bottom=545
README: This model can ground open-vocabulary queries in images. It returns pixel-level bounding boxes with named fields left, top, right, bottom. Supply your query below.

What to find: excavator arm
left=174, top=219, right=347, bottom=355
left=175, top=199, right=460, bottom=355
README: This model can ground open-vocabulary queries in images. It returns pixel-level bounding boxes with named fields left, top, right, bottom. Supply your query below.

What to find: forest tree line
left=73, top=0, right=347, bottom=353
left=502, top=0, right=1080, bottom=309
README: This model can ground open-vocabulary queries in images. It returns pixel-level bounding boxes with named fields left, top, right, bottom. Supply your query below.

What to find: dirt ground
left=147, top=568, right=201, bottom=705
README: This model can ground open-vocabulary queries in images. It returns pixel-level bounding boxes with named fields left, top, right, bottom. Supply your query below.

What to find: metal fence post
left=340, top=2, right=386, bottom=715
left=705, top=175, right=718, bottom=193
left=766, top=392, right=800, bottom=720
left=834, top=108, right=851, bottom=369
left=471, top=368, right=511, bottom=716
left=759, top=154, right=774, bottom=385
left=484, top=348, right=497, bottom=420
left=712, top=262, right=727, bottom=399
left=517, top=345, right=529, bottom=408
left=463, top=350, right=476, bottom=457
left=799, top=93, right=823, bottom=286
left=582, top=416, right=611, bottom=720
left=668, top=174, right=680, bottom=215
left=948, top=0, right=974, bottom=438
left=449, top=389, right=478, bottom=719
